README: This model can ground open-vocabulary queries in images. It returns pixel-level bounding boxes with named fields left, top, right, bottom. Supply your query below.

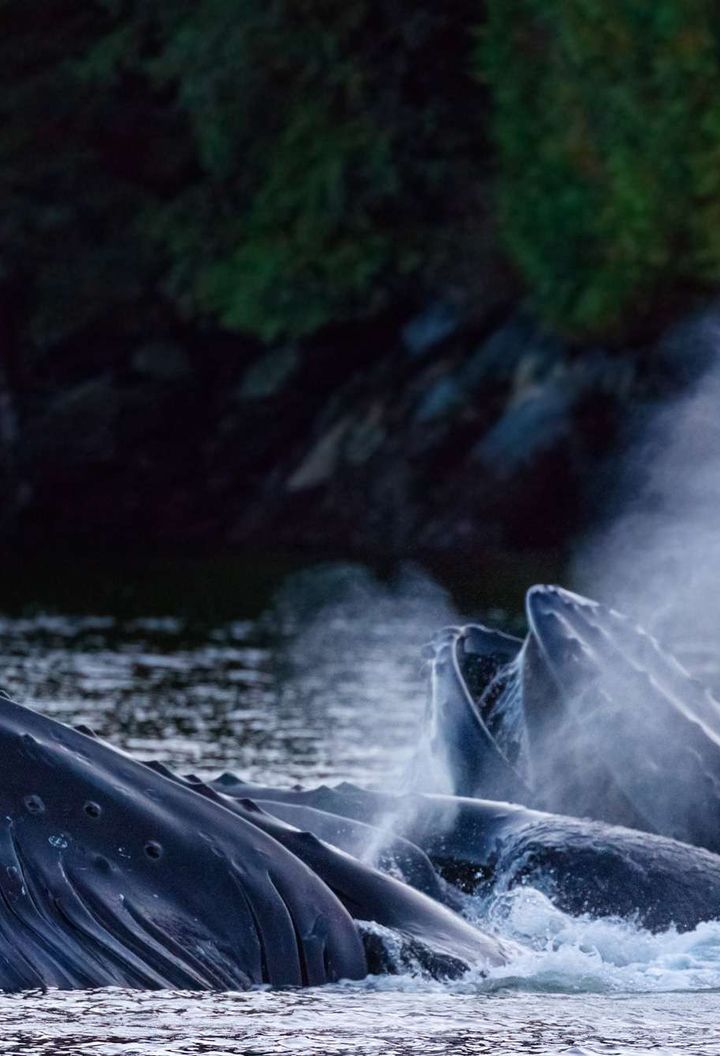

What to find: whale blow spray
left=577, top=312, right=720, bottom=668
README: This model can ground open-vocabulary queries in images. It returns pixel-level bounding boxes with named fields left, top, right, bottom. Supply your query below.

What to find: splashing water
left=352, top=886, right=720, bottom=997
left=481, top=888, right=720, bottom=995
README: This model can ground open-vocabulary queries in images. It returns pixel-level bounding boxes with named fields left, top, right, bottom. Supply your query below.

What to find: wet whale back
left=0, top=692, right=366, bottom=991
left=210, top=780, right=720, bottom=933
left=250, top=799, right=454, bottom=905
left=158, top=773, right=513, bottom=972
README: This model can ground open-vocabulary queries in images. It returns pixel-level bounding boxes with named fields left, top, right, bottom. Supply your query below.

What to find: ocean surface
left=0, top=562, right=719, bottom=1055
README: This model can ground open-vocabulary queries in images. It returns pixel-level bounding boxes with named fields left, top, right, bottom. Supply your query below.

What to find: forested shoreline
left=1, top=3, right=717, bottom=556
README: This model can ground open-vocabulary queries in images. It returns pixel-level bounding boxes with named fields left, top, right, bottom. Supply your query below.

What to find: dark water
left=0, top=562, right=718, bottom=1055
left=1, top=564, right=461, bottom=785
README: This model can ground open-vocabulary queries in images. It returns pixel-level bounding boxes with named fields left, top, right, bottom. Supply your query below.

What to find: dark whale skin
left=524, top=585, right=720, bottom=851
left=0, top=692, right=366, bottom=992
left=0, top=695, right=514, bottom=992
left=214, top=780, right=720, bottom=933
left=5, top=578, right=720, bottom=991
left=147, top=770, right=514, bottom=971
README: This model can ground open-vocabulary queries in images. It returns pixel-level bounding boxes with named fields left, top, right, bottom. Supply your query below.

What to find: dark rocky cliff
left=0, top=300, right=710, bottom=561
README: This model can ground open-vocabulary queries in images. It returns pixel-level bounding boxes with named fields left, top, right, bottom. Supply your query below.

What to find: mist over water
left=576, top=313, right=720, bottom=667
left=520, top=319, right=720, bottom=848
left=272, top=562, right=458, bottom=796
left=273, top=563, right=468, bottom=865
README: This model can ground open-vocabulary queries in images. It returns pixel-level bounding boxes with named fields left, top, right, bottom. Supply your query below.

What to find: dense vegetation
left=483, top=0, right=720, bottom=337
left=1, top=0, right=719, bottom=354
left=0, top=0, right=485, bottom=352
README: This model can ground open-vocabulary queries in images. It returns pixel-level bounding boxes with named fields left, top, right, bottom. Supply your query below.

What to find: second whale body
left=213, top=779, right=720, bottom=933
left=422, top=585, right=720, bottom=853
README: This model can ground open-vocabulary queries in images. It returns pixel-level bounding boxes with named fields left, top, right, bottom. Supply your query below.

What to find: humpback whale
left=212, top=780, right=720, bottom=933
left=421, top=585, right=720, bottom=852
left=2, top=582, right=720, bottom=992
left=0, top=691, right=511, bottom=992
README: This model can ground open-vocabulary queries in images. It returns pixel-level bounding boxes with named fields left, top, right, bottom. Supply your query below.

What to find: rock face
left=0, top=303, right=709, bottom=558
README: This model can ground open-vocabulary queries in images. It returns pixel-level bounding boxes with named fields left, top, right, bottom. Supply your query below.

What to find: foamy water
left=0, top=566, right=717, bottom=1055
left=481, top=888, right=720, bottom=994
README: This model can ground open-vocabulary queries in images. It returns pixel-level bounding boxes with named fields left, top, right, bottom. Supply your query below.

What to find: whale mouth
left=417, top=622, right=529, bottom=800
left=418, top=584, right=720, bottom=853
left=453, top=627, right=527, bottom=771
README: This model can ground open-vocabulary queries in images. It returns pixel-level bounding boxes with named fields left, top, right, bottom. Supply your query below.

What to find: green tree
left=481, top=0, right=720, bottom=337
left=0, top=0, right=485, bottom=348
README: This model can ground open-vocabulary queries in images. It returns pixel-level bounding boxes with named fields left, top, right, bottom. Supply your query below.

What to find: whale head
left=0, top=691, right=366, bottom=991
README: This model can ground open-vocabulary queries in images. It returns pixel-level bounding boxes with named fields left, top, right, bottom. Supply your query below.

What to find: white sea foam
left=345, top=887, right=720, bottom=996
left=481, top=887, right=720, bottom=994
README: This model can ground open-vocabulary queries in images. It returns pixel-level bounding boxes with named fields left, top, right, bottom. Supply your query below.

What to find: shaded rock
left=131, top=341, right=192, bottom=383
left=402, top=301, right=461, bottom=358
left=473, top=345, right=634, bottom=478
left=0, top=383, right=17, bottom=450
left=463, top=313, right=564, bottom=387
left=239, top=346, right=299, bottom=401
left=474, top=379, right=573, bottom=473
left=0, top=289, right=697, bottom=557
left=345, top=404, right=386, bottom=466
left=28, top=376, right=119, bottom=466
left=414, top=375, right=464, bottom=423
left=287, top=418, right=350, bottom=491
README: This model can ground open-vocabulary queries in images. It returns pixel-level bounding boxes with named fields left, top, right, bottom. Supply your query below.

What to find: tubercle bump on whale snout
left=526, top=583, right=600, bottom=617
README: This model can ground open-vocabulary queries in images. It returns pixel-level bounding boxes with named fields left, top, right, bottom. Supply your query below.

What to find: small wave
left=480, top=887, right=720, bottom=994
left=345, top=888, right=720, bottom=996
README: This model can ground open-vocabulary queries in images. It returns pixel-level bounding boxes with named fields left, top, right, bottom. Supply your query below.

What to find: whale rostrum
left=419, top=585, right=720, bottom=853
